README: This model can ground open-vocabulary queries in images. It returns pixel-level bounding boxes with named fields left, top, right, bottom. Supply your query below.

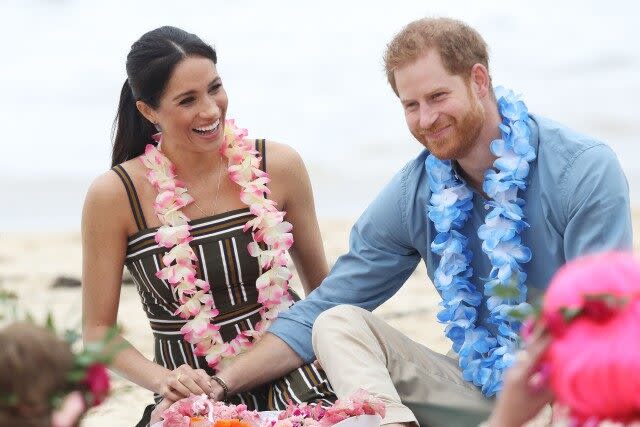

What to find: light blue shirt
left=269, top=114, right=633, bottom=362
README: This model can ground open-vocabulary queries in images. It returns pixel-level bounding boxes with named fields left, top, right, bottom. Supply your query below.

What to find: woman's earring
left=151, top=122, right=163, bottom=143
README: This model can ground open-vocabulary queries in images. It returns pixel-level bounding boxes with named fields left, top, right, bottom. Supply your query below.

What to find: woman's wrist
left=210, top=374, right=230, bottom=401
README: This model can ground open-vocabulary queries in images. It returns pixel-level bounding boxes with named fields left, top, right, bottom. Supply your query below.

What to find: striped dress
left=112, top=140, right=335, bottom=426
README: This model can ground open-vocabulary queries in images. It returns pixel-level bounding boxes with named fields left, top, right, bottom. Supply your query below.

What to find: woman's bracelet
left=210, top=375, right=229, bottom=401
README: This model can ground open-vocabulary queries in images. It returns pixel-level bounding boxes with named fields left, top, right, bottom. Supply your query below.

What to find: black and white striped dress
left=112, top=140, right=335, bottom=426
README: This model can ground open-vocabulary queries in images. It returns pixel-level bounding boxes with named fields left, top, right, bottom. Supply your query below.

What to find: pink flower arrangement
left=140, top=120, right=295, bottom=370
left=160, top=390, right=385, bottom=427
left=162, top=395, right=261, bottom=427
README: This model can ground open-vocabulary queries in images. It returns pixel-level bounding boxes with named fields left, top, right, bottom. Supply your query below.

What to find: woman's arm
left=81, top=171, right=212, bottom=401
left=267, top=142, right=329, bottom=295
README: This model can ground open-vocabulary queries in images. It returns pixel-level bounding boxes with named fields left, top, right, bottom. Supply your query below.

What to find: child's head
left=542, top=252, right=640, bottom=424
left=0, top=322, right=77, bottom=427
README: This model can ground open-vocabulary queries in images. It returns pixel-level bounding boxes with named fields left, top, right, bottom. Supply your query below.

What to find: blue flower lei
left=426, top=87, right=536, bottom=397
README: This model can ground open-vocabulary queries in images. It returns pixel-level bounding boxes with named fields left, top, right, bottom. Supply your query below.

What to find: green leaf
left=67, top=369, right=86, bottom=383
left=493, top=284, right=521, bottom=300
left=507, top=308, right=529, bottom=321
left=45, top=312, right=56, bottom=332
left=560, top=307, right=582, bottom=322
left=1, top=393, right=18, bottom=406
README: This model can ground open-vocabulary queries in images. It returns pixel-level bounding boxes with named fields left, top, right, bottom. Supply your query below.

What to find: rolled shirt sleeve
left=268, top=166, right=422, bottom=362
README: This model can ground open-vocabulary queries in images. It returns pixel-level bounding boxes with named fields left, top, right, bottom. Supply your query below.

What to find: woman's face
left=146, top=55, right=229, bottom=153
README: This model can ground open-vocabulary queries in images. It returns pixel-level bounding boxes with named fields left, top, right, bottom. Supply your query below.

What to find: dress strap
left=255, top=138, right=266, bottom=173
left=254, top=139, right=267, bottom=199
left=111, top=164, right=148, bottom=232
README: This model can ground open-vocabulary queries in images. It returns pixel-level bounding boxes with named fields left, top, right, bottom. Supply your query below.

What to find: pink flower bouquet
left=155, top=389, right=385, bottom=427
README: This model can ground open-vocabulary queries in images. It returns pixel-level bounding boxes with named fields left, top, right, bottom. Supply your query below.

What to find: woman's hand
left=487, top=324, right=553, bottom=427
left=158, top=364, right=215, bottom=402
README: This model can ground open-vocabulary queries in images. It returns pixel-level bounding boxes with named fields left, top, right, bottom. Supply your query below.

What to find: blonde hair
left=384, top=17, right=490, bottom=95
left=0, top=323, right=75, bottom=427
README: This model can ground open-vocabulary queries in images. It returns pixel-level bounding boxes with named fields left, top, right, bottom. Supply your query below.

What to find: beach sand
left=1, top=214, right=639, bottom=426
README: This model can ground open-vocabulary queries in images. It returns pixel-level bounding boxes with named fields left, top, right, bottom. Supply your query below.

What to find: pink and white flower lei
left=140, top=119, right=294, bottom=370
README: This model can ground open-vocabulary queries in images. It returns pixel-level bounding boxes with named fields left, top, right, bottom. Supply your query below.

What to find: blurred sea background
left=2, top=0, right=639, bottom=231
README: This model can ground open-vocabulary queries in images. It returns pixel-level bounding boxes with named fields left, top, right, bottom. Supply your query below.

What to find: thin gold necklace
left=190, top=164, right=225, bottom=217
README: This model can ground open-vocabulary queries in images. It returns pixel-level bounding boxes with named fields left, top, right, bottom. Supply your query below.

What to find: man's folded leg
left=311, top=305, right=494, bottom=427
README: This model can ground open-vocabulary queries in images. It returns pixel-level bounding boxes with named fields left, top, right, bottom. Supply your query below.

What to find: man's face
left=394, top=49, right=484, bottom=160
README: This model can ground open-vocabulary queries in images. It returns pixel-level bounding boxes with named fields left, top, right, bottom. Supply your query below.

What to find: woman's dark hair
left=111, top=26, right=217, bottom=167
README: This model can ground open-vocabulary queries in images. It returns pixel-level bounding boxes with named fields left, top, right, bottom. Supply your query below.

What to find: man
left=208, top=17, right=632, bottom=427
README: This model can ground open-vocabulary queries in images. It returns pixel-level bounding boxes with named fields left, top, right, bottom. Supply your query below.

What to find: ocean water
left=1, top=0, right=639, bottom=231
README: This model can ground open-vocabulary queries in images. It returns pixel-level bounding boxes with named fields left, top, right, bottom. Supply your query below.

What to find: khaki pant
left=311, top=305, right=494, bottom=427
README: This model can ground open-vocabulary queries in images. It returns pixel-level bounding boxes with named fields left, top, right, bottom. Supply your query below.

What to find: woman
left=81, top=26, right=334, bottom=426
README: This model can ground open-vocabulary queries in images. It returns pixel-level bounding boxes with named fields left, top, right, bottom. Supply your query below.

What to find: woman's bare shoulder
left=84, top=159, right=144, bottom=217
left=260, top=139, right=306, bottom=178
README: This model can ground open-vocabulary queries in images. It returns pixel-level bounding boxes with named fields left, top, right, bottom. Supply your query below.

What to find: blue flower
left=459, top=327, right=497, bottom=357
left=484, top=201, right=525, bottom=222
left=439, top=304, right=477, bottom=325
left=486, top=237, right=532, bottom=267
left=431, top=231, right=466, bottom=256
left=478, top=215, right=520, bottom=250
left=495, top=86, right=529, bottom=122
left=425, top=156, right=455, bottom=192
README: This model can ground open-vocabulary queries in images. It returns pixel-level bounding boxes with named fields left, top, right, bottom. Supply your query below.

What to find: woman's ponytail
left=111, top=80, right=156, bottom=167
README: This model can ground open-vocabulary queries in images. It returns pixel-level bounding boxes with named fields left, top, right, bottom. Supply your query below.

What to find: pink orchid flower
left=174, top=291, right=213, bottom=318
left=263, top=296, right=294, bottom=320
left=154, top=188, right=194, bottom=215
left=240, top=188, right=277, bottom=208
left=256, top=266, right=292, bottom=290
left=258, top=285, right=287, bottom=306
left=228, top=157, right=265, bottom=184
left=162, top=242, right=198, bottom=266
left=160, top=209, right=190, bottom=226
left=244, top=206, right=286, bottom=232
left=155, top=224, right=192, bottom=248
left=247, top=242, right=289, bottom=270
left=156, top=259, right=197, bottom=285
left=223, top=333, right=252, bottom=357
left=183, top=321, right=220, bottom=349
left=255, top=222, right=293, bottom=246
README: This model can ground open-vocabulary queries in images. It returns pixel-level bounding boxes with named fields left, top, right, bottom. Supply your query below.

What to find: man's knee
left=312, top=305, right=367, bottom=350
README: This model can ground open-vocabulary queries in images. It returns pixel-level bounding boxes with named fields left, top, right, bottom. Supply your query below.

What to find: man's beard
left=418, top=96, right=485, bottom=161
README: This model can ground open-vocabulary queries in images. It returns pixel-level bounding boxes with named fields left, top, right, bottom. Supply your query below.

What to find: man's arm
left=214, top=164, right=423, bottom=396
left=562, top=143, right=632, bottom=258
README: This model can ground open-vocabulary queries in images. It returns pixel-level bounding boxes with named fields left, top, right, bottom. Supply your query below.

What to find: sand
left=1, top=214, right=639, bottom=426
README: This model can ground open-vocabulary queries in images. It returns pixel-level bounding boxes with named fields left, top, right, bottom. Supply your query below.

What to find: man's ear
left=136, top=100, right=157, bottom=125
left=469, top=63, right=491, bottom=98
